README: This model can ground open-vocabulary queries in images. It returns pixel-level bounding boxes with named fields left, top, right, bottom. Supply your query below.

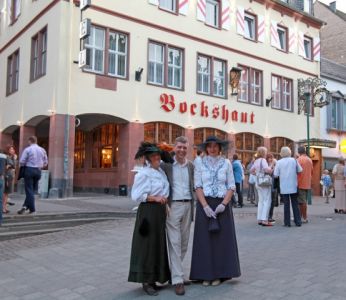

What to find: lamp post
left=298, top=77, right=331, bottom=205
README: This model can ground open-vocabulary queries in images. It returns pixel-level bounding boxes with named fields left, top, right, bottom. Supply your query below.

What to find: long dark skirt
left=190, top=197, right=241, bottom=281
left=128, top=202, right=170, bottom=284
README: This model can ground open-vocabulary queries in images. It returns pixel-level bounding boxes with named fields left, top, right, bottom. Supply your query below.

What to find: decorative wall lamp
left=229, top=67, right=242, bottom=95
left=265, top=97, right=273, bottom=107
left=135, top=68, right=144, bottom=82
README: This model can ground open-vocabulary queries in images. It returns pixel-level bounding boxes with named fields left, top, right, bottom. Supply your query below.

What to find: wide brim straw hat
left=134, top=142, right=161, bottom=159
left=198, top=135, right=229, bottom=151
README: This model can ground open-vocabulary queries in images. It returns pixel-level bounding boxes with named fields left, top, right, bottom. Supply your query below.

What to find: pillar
left=48, top=114, right=75, bottom=198
left=264, top=137, right=270, bottom=151
left=185, top=128, right=194, bottom=161
left=227, top=133, right=236, bottom=159
left=118, top=122, right=144, bottom=191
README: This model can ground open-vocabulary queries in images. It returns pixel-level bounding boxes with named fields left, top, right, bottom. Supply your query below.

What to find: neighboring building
left=314, top=0, right=346, bottom=66
left=0, top=0, right=325, bottom=197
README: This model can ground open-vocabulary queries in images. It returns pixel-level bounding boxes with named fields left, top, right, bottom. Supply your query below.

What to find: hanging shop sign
left=340, top=139, right=346, bottom=154
left=80, top=0, right=91, bottom=11
left=159, top=93, right=255, bottom=124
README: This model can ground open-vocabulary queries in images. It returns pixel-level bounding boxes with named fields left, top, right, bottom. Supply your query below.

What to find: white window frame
left=167, top=47, right=183, bottom=89
left=84, top=26, right=105, bottom=74
left=272, top=75, right=281, bottom=109
left=159, top=0, right=177, bottom=13
left=239, top=67, right=249, bottom=103
left=271, top=75, right=292, bottom=111
left=148, top=43, right=164, bottom=85
left=277, top=26, right=287, bottom=52
left=108, top=32, right=128, bottom=78
left=331, top=98, right=338, bottom=129
left=213, top=59, right=226, bottom=97
left=205, top=0, right=220, bottom=28
left=244, top=13, right=256, bottom=41
left=304, top=36, right=312, bottom=60
left=282, top=78, right=292, bottom=111
left=251, top=69, right=262, bottom=104
left=197, top=55, right=211, bottom=94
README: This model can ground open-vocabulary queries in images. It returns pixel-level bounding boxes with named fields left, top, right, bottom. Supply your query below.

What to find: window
left=277, top=26, right=287, bottom=52
left=6, top=50, right=19, bottom=95
left=235, top=132, right=264, bottom=164
left=74, top=130, right=86, bottom=170
left=244, top=13, right=256, bottom=41
left=10, top=0, right=21, bottom=24
left=344, top=101, right=346, bottom=131
left=30, top=27, right=47, bottom=81
left=148, top=41, right=183, bottom=89
left=238, top=65, right=262, bottom=105
left=144, top=122, right=184, bottom=145
left=270, top=137, right=294, bottom=159
left=206, top=0, right=220, bottom=28
left=92, top=124, right=119, bottom=168
left=327, top=96, right=346, bottom=131
left=84, top=26, right=129, bottom=78
left=159, top=0, right=177, bottom=12
left=331, top=98, right=338, bottom=129
left=303, top=36, right=312, bottom=60
left=197, top=54, right=226, bottom=98
left=271, top=75, right=293, bottom=111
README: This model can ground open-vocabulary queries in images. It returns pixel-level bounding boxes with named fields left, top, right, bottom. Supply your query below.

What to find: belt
left=173, top=199, right=191, bottom=202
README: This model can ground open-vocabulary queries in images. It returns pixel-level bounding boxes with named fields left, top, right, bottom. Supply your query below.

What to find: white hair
left=280, top=146, right=292, bottom=158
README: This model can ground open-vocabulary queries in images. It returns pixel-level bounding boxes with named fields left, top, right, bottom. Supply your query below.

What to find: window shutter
left=298, top=31, right=305, bottom=57
left=326, top=98, right=332, bottom=130
left=221, top=0, right=230, bottom=30
left=313, top=36, right=320, bottom=62
left=196, top=0, right=206, bottom=22
left=236, top=6, right=244, bottom=36
left=15, top=0, right=21, bottom=19
left=257, top=15, right=265, bottom=43
left=288, top=27, right=296, bottom=53
left=7, top=0, right=12, bottom=25
left=148, top=0, right=159, bottom=6
left=270, top=20, right=279, bottom=48
left=179, top=0, right=189, bottom=15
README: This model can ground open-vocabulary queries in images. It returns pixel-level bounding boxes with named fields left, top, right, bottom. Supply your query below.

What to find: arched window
left=91, top=124, right=119, bottom=168
left=144, top=122, right=184, bottom=145
left=194, top=128, right=227, bottom=146
left=235, top=132, right=264, bottom=165
left=74, top=130, right=86, bottom=169
left=270, top=137, right=294, bottom=158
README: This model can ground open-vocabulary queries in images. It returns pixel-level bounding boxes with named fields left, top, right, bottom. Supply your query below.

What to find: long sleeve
left=131, top=171, right=150, bottom=203
left=226, top=160, right=236, bottom=190
left=194, top=161, right=203, bottom=189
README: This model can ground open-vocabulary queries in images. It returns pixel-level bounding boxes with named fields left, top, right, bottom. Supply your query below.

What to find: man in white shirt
left=161, top=136, right=195, bottom=296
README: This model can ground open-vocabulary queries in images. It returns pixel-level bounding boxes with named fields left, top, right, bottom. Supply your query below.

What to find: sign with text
left=78, top=49, right=87, bottom=68
left=159, top=93, right=255, bottom=124
left=80, top=0, right=91, bottom=11
left=79, top=18, right=91, bottom=39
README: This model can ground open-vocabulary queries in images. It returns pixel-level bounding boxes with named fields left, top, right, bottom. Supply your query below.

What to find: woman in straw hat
left=190, top=136, right=241, bottom=286
left=128, top=142, right=170, bottom=296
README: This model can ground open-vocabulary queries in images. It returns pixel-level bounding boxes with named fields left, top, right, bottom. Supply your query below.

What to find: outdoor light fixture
left=135, top=68, right=144, bottom=82
left=265, top=97, right=273, bottom=107
left=229, top=67, right=242, bottom=95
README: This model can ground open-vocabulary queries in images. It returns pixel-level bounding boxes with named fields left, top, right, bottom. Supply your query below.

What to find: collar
left=173, top=156, right=188, bottom=167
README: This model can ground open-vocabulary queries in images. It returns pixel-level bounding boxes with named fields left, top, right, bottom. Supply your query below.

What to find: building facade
left=0, top=0, right=325, bottom=197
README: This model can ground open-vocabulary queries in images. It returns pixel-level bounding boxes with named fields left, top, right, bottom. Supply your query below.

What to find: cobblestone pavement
left=0, top=198, right=345, bottom=300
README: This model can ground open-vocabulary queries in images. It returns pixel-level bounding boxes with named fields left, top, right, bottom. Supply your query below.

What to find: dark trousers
left=268, top=189, right=278, bottom=219
left=23, top=167, right=41, bottom=212
left=0, top=177, right=3, bottom=224
left=282, top=193, right=301, bottom=226
left=231, top=182, right=243, bottom=207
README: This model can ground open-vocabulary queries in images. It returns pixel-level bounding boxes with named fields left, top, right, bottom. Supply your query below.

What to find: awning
left=297, top=138, right=337, bottom=149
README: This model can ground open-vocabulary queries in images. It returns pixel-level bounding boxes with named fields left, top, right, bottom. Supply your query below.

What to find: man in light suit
left=161, top=136, right=195, bottom=296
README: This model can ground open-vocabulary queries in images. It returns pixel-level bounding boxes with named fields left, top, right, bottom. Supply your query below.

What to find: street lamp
left=297, top=77, right=331, bottom=204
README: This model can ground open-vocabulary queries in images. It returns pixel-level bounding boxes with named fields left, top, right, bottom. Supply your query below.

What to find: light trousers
left=166, top=202, right=192, bottom=285
left=255, top=185, right=272, bottom=221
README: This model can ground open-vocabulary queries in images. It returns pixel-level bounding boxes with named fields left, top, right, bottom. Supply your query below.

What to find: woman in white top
left=274, top=147, right=303, bottom=227
left=332, top=157, right=346, bottom=213
left=250, top=147, right=273, bottom=226
left=190, top=136, right=241, bottom=287
left=128, top=142, right=170, bottom=296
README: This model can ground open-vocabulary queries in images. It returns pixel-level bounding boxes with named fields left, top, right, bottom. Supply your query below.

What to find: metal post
left=305, top=92, right=312, bottom=205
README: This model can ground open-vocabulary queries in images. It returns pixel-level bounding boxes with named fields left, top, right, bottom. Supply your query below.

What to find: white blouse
left=194, top=156, right=236, bottom=198
left=131, top=166, right=170, bottom=203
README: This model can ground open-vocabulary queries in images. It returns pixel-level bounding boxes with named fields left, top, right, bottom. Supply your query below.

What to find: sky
left=315, top=0, right=346, bottom=12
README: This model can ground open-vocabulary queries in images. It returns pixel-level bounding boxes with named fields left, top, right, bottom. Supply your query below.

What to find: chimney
left=329, top=1, right=337, bottom=13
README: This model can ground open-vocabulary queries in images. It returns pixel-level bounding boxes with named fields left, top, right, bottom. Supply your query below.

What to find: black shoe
left=17, top=207, right=27, bottom=215
left=236, top=204, right=243, bottom=208
left=142, top=283, right=158, bottom=296
left=8, top=201, right=15, bottom=206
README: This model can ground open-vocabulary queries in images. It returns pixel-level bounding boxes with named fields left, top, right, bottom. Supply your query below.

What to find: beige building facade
left=0, top=0, right=325, bottom=196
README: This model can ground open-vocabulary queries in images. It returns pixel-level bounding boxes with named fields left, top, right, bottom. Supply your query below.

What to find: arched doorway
left=235, top=132, right=264, bottom=165
left=144, top=122, right=184, bottom=145
left=270, top=137, right=294, bottom=159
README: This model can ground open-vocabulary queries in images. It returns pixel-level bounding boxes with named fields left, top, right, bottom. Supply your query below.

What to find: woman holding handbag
left=274, top=147, right=303, bottom=227
left=190, top=136, right=241, bottom=287
left=250, top=147, right=273, bottom=226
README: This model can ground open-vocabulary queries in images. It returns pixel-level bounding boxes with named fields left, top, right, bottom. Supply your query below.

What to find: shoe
left=183, top=280, right=191, bottom=286
left=211, top=279, right=221, bottom=286
left=202, top=281, right=210, bottom=286
left=296, top=224, right=302, bottom=227
left=258, top=222, right=262, bottom=225
left=261, top=222, right=273, bottom=227
left=174, top=283, right=185, bottom=296
left=283, top=224, right=291, bottom=227
left=236, top=204, right=243, bottom=208
left=28, top=211, right=36, bottom=215
left=17, top=207, right=27, bottom=215
left=302, top=219, right=308, bottom=224
left=7, top=201, right=15, bottom=206
left=3, top=209, right=10, bottom=214
left=268, top=218, right=275, bottom=223
left=142, top=283, right=158, bottom=296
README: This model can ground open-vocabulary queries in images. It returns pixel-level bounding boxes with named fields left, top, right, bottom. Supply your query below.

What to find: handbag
left=17, top=166, right=26, bottom=180
left=208, top=217, right=220, bottom=233
left=249, top=174, right=256, bottom=185
left=257, top=159, right=272, bottom=187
